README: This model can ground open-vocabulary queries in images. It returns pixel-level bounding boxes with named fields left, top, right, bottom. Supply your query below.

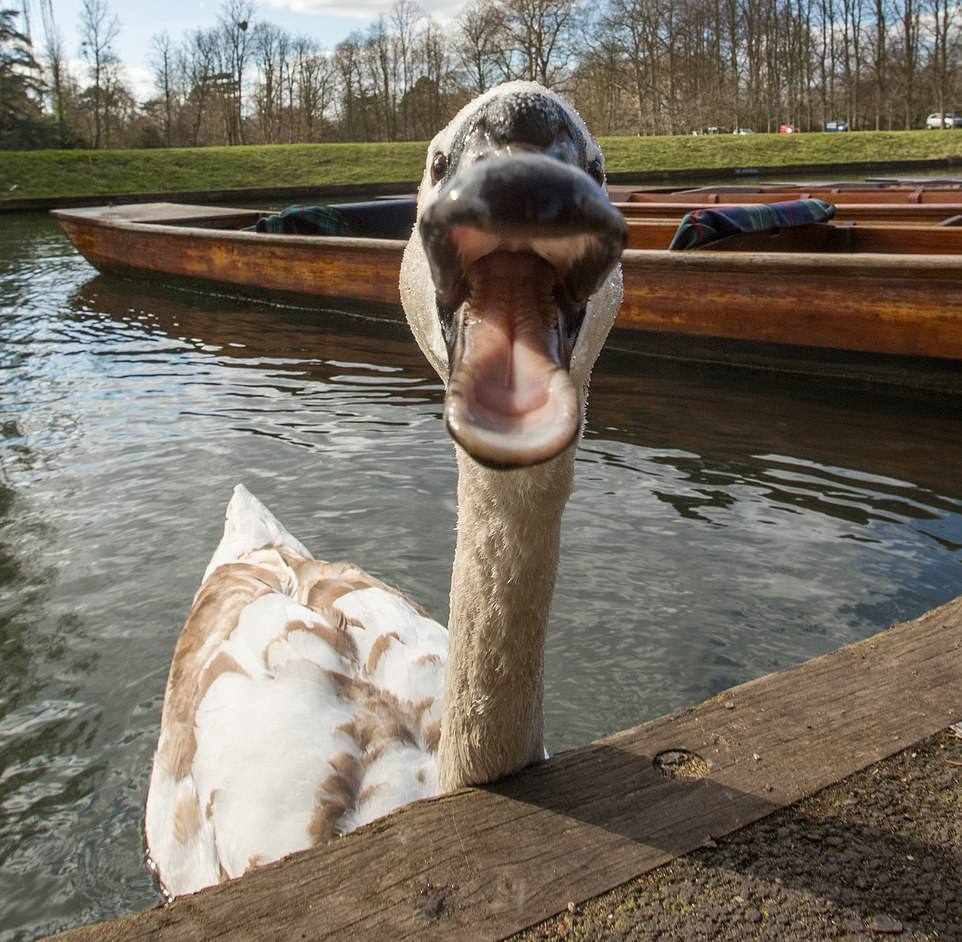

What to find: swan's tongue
left=445, top=252, right=580, bottom=468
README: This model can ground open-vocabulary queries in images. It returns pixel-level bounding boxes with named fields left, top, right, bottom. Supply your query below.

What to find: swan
left=144, top=81, right=627, bottom=898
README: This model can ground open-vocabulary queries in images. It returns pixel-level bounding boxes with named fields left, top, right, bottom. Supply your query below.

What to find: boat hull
left=55, top=207, right=406, bottom=308
left=54, top=203, right=962, bottom=390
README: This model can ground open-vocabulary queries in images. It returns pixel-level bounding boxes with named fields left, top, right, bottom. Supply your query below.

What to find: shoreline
left=514, top=728, right=962, bottom=941
left=4, top=155, right=961, bottom=214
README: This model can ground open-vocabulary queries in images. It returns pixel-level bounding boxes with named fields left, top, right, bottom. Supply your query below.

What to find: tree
left=498, top=0, right=583, bottom=87
left=456, top=0, right=504, bottom=94
left=927, top=0, right=955, bottom=122
left=79, top=0, right=120, bottom=147
left=250, top=21, right=286, bottom=143
left=217, top=0, right=255, bottom=144
left=37, top=0, right=71, bottom=145
left=0, top=7, right=46, bottom=147
left=151, top=32, right=176, bottom=146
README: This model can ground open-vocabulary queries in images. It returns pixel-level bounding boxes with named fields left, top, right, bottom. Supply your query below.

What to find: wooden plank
left=626, top=188, right=962, bottom=204
left=625, top=218, right=962, bottom=253
left=616, top=200, right=962, bottom=224
left=618, top=249, right=962, bottom=359
left=53, top=203, right=258, bottom=224
left=50, top=594, right=962, bottom=942
left=55, top=215, right=407, bottom=307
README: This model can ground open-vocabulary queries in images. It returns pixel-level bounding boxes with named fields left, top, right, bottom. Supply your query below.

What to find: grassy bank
left=2, top=130, right=962, bottom=200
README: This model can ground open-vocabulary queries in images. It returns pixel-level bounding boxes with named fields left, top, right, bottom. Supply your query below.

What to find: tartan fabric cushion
left=669, top=198, right=837, bottom=250
left=254, top=205, right=353, bottom=236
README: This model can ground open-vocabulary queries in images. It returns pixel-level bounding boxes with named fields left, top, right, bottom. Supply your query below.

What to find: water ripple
left=0, top=213, right=960, bottom=939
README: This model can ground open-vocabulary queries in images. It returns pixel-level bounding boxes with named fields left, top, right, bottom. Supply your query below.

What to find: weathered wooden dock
left=50, top=595, right=962, bottom=942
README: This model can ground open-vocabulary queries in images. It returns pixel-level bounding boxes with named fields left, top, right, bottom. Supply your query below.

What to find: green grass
left=600, top=128, right=962, bottom=173
left=1, top=131, right=961, bottom=201
left=0, top=141, right=429, bottom=199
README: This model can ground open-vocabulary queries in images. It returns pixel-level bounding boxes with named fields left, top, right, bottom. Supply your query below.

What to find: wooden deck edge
left=49, top=593, right=962, bottom=942
left=0, top=181, right=419, bottom=214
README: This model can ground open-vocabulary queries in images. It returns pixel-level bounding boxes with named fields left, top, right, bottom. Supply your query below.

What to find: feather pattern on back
left=145, top=485, right=445, bottom=897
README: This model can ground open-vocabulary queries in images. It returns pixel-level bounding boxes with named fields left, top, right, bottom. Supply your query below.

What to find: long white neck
left=437, top=444, right=575, bottom=791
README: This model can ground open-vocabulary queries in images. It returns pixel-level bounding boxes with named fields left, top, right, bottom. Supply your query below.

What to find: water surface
left=1, top=214, right=960, bottom=940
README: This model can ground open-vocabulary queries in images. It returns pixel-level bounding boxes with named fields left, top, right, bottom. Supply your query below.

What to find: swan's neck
left=438, top=445, right=574, bottom=791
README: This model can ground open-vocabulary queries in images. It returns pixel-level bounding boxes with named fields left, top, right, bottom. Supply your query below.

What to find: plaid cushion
left=669, top=198, right=837, bottom=250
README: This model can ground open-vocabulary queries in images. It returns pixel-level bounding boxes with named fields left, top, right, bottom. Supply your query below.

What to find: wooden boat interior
left=59, top=199, right=962, bottom=255
left=625, top=187, right=962, bottom=204
left=61, top=199, right=421, bottom=239
left=646, top=220, right=962, bottom=253
left=614, top=200, right=962, bottom=226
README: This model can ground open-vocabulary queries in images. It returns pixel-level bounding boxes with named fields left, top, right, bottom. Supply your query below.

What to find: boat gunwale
left=51, top=207, right=411, bottom=253
left=52, top=204, right=962, bottom=276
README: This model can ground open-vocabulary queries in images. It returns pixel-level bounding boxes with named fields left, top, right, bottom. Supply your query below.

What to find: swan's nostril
left=480, top=92, right=564, bottom=150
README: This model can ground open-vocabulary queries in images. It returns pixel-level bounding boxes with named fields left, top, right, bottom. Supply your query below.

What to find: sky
left=26, top=0, right=459, bottom=102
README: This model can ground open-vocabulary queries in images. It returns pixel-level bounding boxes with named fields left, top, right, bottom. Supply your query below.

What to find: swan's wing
left=145, top=487, right=446, bottom=898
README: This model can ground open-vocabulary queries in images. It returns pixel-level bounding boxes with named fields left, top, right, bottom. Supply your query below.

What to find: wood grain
left=55, top=210, right=407, bottom=307
left=618, top=248, right=962, bottom=359
left=616, top=200, right=962, bottom=225
left=626, top=187, right=962, bottom=204
left=50, top=594, right=962, bottom=942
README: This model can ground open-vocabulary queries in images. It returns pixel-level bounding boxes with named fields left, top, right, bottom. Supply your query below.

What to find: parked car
left=926, top=112, right=962, bottom=128
left=779, top=123, right=799, bottom=135
left=825, top=119, right=849, bottom=132
left=733, top=127, right=754, bottom=135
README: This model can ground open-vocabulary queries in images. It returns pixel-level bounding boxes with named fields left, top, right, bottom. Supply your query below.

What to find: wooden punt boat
left=611, top=182, right=962, bottom=226
left=53, top=201, right=962, bottom=392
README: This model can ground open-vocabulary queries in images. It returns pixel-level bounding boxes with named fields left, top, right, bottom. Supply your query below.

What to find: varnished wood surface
left=56, top=203, right=263, bottom=224
left=54, top=204, right=962, bottom=362
left=625, top=219, right=962, bottom=253
left=616, top=200, right=962, bottom=225
left=55, top=209, right=406, bottom=307
left=49, top=594, right=962, bottom=942
left=627, top=187, right=962, bottom=204
left=618, top=249, right=962, bottom=359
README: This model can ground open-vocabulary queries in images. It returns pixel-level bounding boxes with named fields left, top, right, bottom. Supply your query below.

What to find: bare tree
left=927, top=0, right=955, bottom=120
left=456, top=0, right=504, bottom=94
left=891, top=0, right=921, bottom=127
left=35, top=0, right=69, bottom=145
left=251, top=21, right=286, bottom=143
left=217, top=0, right=255, bottom=144
left=498, top=0, right=582, bottom=87
left=151, top=32, right=176, bottom=145
left=294, top=40, right=336, bottom=141
left=79, top=0, right=120, bottom=147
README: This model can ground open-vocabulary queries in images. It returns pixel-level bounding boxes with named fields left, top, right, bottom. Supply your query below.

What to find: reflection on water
left=1, top=213, right=961, bottom=939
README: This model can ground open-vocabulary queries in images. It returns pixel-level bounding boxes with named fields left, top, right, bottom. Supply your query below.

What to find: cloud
left=257, top=0, right=462, bottom=23
left=65, top=56, right=154, bottom=104
left=126, top=63, right=155, bottom=101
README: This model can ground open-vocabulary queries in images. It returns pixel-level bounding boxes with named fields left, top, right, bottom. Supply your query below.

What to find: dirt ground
left=512, top=728, right=962, bottom=941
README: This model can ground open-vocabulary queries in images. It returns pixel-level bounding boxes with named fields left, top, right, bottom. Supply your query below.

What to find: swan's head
left=400, top=81, right=626, bottom=469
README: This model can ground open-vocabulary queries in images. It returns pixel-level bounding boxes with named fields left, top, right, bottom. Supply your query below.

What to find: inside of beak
left=444, top=251, right=581, bottom=469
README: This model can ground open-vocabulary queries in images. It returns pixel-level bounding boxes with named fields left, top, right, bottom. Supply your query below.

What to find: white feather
left=145, top=488, right=445, bottom=897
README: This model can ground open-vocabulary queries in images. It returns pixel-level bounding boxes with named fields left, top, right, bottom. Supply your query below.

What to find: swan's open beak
left=420, top=154, right=626, bottom=469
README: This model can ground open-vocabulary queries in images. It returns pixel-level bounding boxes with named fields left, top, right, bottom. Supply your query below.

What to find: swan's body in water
left=145, top=81, right=626, bottom=898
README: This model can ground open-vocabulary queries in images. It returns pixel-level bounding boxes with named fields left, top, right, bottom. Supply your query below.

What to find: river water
left=1, top=213, right=961, bottom=939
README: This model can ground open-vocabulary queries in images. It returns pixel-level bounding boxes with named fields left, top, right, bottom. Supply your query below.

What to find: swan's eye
left=431, top=152, right=448, bottom=184
left=587, top=157, right=604, bottom=186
